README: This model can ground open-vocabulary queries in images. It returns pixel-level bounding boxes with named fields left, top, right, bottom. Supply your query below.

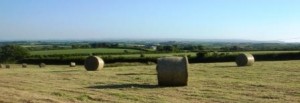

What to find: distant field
left=101, top=51, right=299, bottom=58
left=100, top=52, right=197, bottom=58
left=30, top=48, right=142, bottom=55
left=227, top=51, right=300, bottom=54
left=0, top=60, right=299, bottom=103
left=31, top=48, right=299, bottom=56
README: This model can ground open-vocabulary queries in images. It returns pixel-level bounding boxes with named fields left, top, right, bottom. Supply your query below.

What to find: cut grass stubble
left=0, top=60, right=299, bottom=103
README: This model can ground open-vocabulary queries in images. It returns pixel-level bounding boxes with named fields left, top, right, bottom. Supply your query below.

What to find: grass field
left=0, top=60, right=299, bottom=103
left=30, top=48, right=299, bottom=57
left=100, top=52, right=196, bottom=58
left=30, top=48, right=142, bottom=55
left=228, top=51, right=300, bottom=54
left=29, top=49, right=300, bottom=62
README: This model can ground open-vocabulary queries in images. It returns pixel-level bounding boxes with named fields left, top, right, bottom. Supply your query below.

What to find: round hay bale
left=0, top=64, right=3, bottom=68
left=70, top=62, right=76, bottom=67
left=22, top=63, right=27, bottom=68
left=235, top=53, right=255, bottom=66
left=39, top=63, right=46, bottom=68
left=156, top=56, right=189, bottom=86
left=6, top=64, right=10, bottom=68
left=84, top=56, right=104, bottom=71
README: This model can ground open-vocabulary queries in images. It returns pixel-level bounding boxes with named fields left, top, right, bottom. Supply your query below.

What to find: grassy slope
left=101, top=52, right=196, bottom=58
left=228, top=51, right=300, bottom=54
left=0, top=61, right=299, bottom=103
left=30, top=48, right=142, bottom=55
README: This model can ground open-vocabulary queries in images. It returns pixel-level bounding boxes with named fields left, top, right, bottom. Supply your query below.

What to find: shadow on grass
left=214, top=65, right=238, bottom=68
left=49, top=70, right=81, bottom=73
left=87, top=84, right=159, bottom=89
left=116, top=73, right=156, bottom=76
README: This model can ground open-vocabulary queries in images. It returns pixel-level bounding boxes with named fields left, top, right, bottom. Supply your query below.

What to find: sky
left=0, top=0, right=300, bottom=42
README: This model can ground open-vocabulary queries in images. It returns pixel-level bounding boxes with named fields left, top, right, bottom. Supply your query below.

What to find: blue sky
left=0, top=0, right=300, bottom=42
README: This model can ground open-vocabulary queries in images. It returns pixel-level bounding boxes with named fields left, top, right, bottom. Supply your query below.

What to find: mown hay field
left=0, top=60, right=299, bottom=103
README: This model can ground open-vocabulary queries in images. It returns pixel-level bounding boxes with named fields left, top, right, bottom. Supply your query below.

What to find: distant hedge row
left=189, top=52, right=300, bottom=63
left=29, top=51, right=184, bottom=58
left=18, top=52, right=300, bottom=65
left=18, top=57, right=157, bottom=65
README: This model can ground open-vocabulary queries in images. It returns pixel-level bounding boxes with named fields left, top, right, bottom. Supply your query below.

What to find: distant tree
left=156, top=46, right=164, bottom=51
left=0, top=45, right=30, bottom=63
left=111, top=43, right=119, bottom=47
left=140, top=53, right=145, bottom=58
left=230, top=46, right=238, bottom=51
left=197, top=45, right=204, bottom=51
left=59, top=55, right=65, bottom=60
left=172, top=45, right=179, bottom=52
left=163, top=46, right=174, bottom=52
left=244, top=46, right=253, bottom=51
left=53, top=45, right=59, bottom=49
left=182, top=45, right=194, bottom=51
left=80, top=45, right=91, bottom=48
left=196, top=51, right=207, bottom=59
left=124, top=50, right=129, bottom=53
left=220, top=47, right=230, bottom=51
left=90, top=42, right=118, bottom=48
left=71, top=45, right=79, bottom=49
left=181, top=45, right=204, bottom=51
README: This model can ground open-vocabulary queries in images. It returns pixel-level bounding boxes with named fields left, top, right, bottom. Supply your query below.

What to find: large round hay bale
left=235, top=53, right=255, bottom=66
left=70, top=62, right=76, bottom=67
left=22, top=63, right=27, bottom=68
left=156, top=56, right=189, bottom=86
left=6, top=64, right=10, bottom=68
left=39, top=63, right=46, bottom=68
left=84, top=56, right=104, bottom=71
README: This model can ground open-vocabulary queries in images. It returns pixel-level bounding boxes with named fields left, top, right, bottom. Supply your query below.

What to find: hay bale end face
left=6, top=64, right=10, bottom=68
left=39, top=63, right=46, bottom=68
left=70, top=62, right=76, bottom=67
left=156, top=56, right=189, bottom=86
left=22, top=63, right=27, bottom=68
left=235, top=53, right=255, bottom=66
left=84, top=56, right=104, bottom=71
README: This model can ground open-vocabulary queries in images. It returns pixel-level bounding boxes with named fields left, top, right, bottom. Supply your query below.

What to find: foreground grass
left=0, top=60, right=299, bottom=103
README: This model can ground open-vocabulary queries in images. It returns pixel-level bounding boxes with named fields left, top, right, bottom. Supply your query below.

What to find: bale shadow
left=214, top=65, right=237, bottom=68
left=87, top=84, right=159, bottom=89
left=49, top=70, right=80, bottom=73
left=116, top=73, right=156, bottom=76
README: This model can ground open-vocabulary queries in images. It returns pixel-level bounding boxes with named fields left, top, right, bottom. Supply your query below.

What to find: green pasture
left=227, top=51, right=300, bottom=54
left=30, top=48, right=142, bottom=55
left=100, top=53, right=196, bottom=58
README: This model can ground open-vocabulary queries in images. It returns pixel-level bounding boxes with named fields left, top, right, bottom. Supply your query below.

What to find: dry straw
left=0, top=64, right=3, bottom=68
left=70, top=62, right=76, bottom=67
left=156, top=56, right=189, bottom=86
left=39, top=63, right=46, bottom=68
left=235, top=53, right=255, bottom=66
left=22, top=63, right=27, bottom=68
left=84, top=56, right=104, bottom=71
